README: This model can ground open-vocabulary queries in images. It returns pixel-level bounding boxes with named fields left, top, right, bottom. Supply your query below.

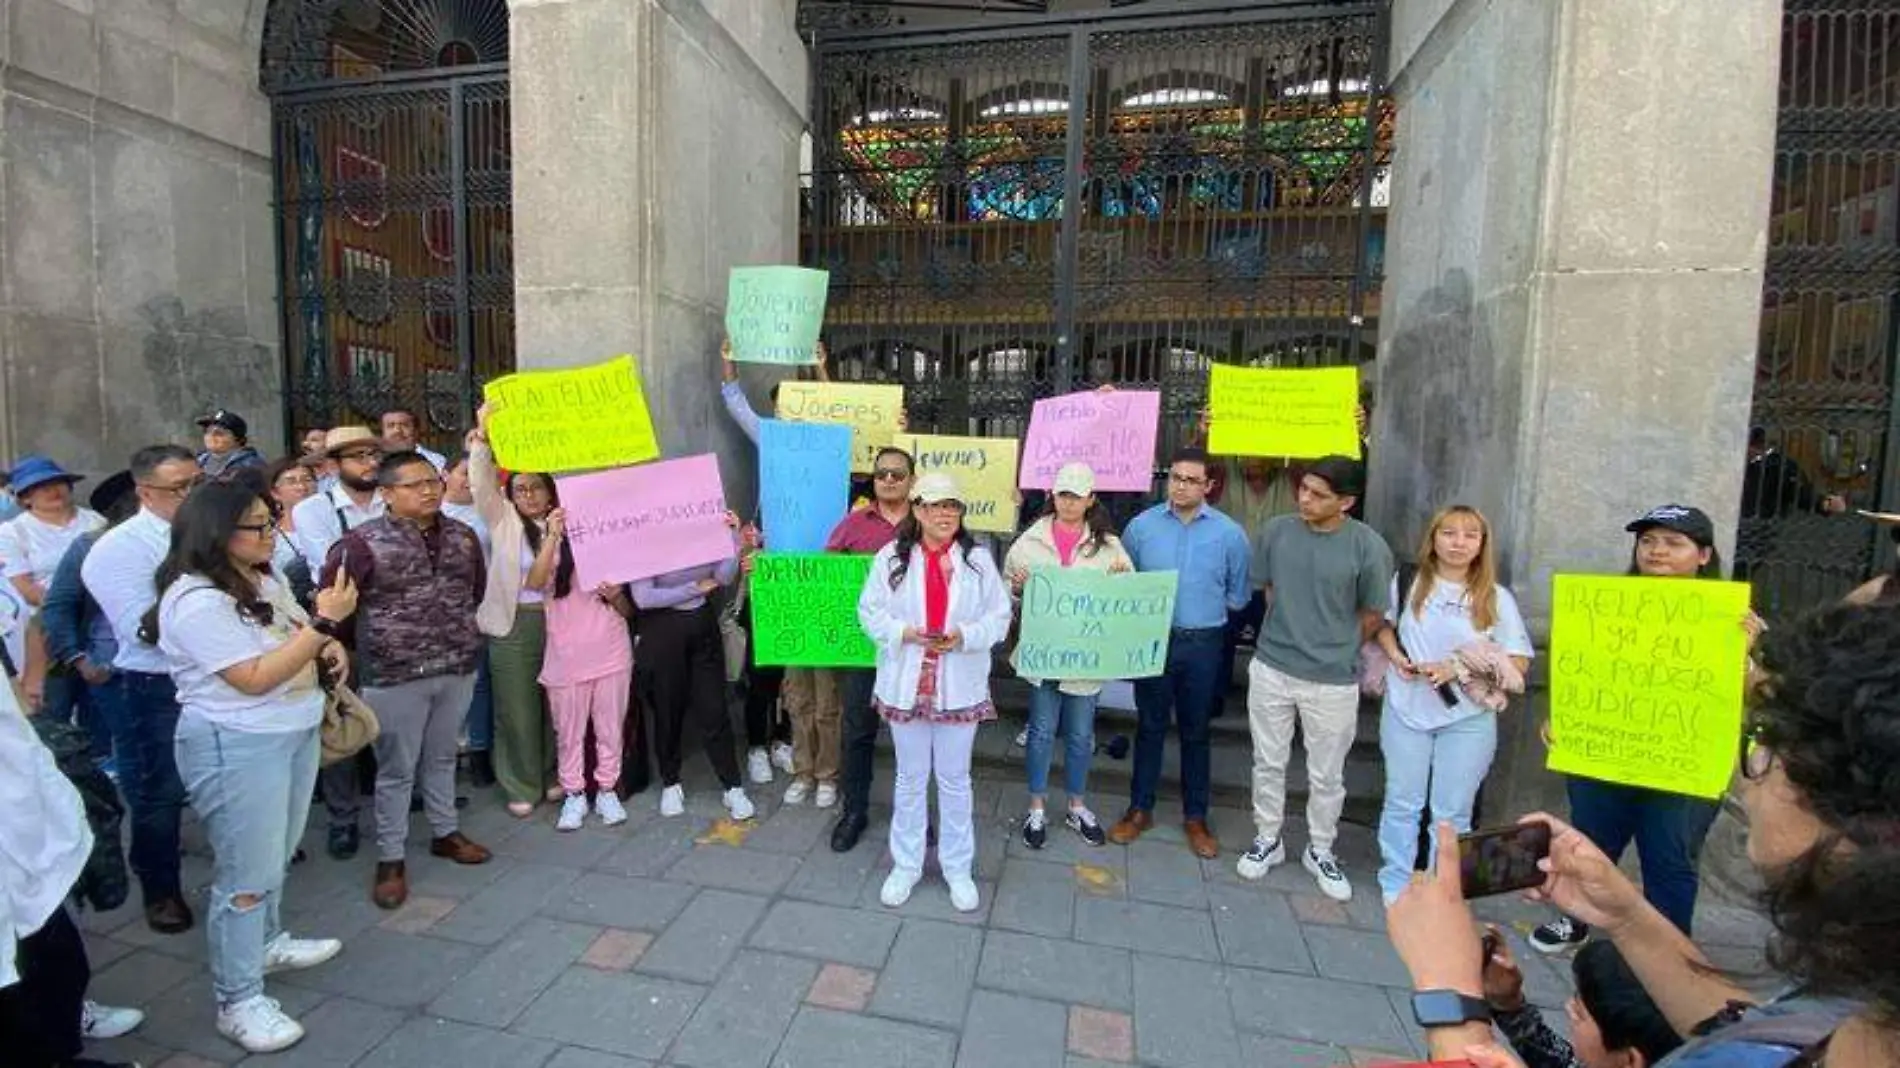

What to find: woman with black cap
left=195, top=410, right=265, bottom=480
left=1529, top=504, right=1737, bottom=956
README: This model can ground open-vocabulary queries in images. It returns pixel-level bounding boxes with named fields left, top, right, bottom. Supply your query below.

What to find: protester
left=0, top=465, right=19, bottom=524
left=81, top=444, right=201, bottom=934
left=323, top=451, right=491, bottom=910
left=439, top=449, right=495, bottom=787
left=1530, top=505, right=1737, bottom=953
left=263, top=456, right=320, bottom=602
left=379, top=406, right=447, bottom=471
left=1110, top=447, right=1251, bottom=858
left=38, top=473, right=139, bottom=773
left=534, top=503, right=634, bottom=831
left=1192, top=409, right=1297, bottom=694
left=149, top=480, right=354, bottom=1053
left=1373, top=505, right=1531, bottom=904
left=631, top=517, right=755, bottom=821
left=825, top=445, right=916, bottom=853
left=1388, top=602, right=1898, bottom=1068
left=1, top=456, right=106, bottom=609
left=858, top=472, right=1012, bottom=911
left=195, top=410, right=266, bottom=480
left=300, top=428, right=328, bottom=459
left=1003, top=462, right=1133, bottom=849
left=1480, top=931, right=1681, bottom=1068
left=289, top=426, right=385, bottom=860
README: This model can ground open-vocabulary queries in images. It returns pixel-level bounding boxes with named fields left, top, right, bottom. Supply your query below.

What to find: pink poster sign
left=1018, top=389, right=1161, bottom=492
left=556, top=455, right=734, bottom=586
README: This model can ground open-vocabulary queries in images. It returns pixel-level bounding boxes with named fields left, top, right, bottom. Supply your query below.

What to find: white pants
left=1246, top=660, right=1360, bottom=854
left=888, top=719, right=977, bottom=879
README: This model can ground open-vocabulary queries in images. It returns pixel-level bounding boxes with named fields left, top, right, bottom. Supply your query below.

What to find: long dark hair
left=138, top=480, right=273, bottom=644
left=1037, top=495, right=1116, bottom=559
left=886, top=512, right=980, bottom=590
left=512, top=472, right=575, bottom=599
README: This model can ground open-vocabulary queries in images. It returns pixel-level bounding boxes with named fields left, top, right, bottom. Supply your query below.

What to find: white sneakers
left=595, top=790, right=629, bottom=826
left=880, top=867, right=922, bottom=907
left=80, top=999, right=144, bottom=1039
left=947, top=874, right=981, bottom=913
left=783, top=779, right=812, bottom=805
left=262, top=933, right=342, bottom=975
left=723, top=786, right=757, bottom=821
left=218, top=995, right=304, bottom=1053
left=1236, top=836, right=1287, bottom=881
left=814, top=782, right=838, bottom=809
left=659, top=784, right=686, bottom=817
left=747, top=747, right=774, bottom=785
left=771, top=742, right=795, bottom=774
left=557, top=793, right=589, bottom=832
left=1302, top=845, right=1354, bottom=902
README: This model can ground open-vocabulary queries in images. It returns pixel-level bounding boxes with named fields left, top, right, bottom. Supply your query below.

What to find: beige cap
left=1052, top=462, right=1095, bottom=497
left=911, top=471, right=963, bottom=505
left=323, top=425, right=380, bottom=457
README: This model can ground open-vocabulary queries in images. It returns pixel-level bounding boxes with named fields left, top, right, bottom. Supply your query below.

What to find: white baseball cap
left=911, top=472, right=963, bottom=505
left=1052, top=462, right=1096, bottom=497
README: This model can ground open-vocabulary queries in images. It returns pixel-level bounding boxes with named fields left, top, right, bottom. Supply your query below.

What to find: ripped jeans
left=174, top=713, right=320, bottom=1007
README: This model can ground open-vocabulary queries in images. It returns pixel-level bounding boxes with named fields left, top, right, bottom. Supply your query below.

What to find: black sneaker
left=1065, top=807, right=1106, bottom=847
left=1529, top=916, right=1590, bottom=955
left=326, top=823, right=359, bottom=860
left=1022, top=808, right=1048, bottom=849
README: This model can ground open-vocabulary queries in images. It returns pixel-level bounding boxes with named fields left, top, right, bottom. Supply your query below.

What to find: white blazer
left=858, top=540, right=1014, bottom=713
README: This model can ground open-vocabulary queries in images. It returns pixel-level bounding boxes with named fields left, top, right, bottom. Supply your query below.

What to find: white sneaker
left=217, top=995, right=305, bottom=1053
left=556, top=792, right=589, bottom=832
left=771, top=741, right=795, bottom=774
left=595, top=790, right=628, bottom=826
left=783, top=779, right=812, bottom=805
left=723, top=786, right=757, bottom=821
left=80, top=999, right=143, bottom=1039
left=262, top=932, right=342, bottom=975
left=660, top=784, right=686, bottom=817
left=947, top=874, right=981, bottom=913
left=1303, top=845, right=1354, bottom=902
left=1014, top=727, right=1029, bottom=748
left=880, top=867, right=922, bottom=907
left=747, top=747, right=774, bottom=785
left=1236, top=836, right=1286, bottom=881
left=814, top=782, right=838, bottom=809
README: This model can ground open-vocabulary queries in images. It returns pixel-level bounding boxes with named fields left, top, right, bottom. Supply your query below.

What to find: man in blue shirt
left=1109, top=447, right=1251, bottom=858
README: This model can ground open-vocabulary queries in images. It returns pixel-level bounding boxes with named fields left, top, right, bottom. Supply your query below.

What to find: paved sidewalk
left=77, top=762, right=1773, bottom=1068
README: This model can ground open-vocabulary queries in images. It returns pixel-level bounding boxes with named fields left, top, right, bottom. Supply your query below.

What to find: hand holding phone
left=1457, top=822, right=1552, bottom=900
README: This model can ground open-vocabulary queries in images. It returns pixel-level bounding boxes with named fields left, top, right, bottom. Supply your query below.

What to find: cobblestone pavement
left=77, top=761, right=1776, bottom=1068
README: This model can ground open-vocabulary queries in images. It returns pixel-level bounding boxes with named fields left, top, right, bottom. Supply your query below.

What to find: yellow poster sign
left=482, top=356, right=661, bottom=473
left=1206, top=364, right=1361, bottom=459
left=1546, top=574, right=1753, bottom=799
left=776, top=382, right=905, bottom=473
left=900, top=434, right=1020, bottom=534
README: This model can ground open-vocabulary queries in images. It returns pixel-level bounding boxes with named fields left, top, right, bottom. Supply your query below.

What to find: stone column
left=508, top=0, right=807, bottom=507
left=1373, top=0, right=1780, bottom=818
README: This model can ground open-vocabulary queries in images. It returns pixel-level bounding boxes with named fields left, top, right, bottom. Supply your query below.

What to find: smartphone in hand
left=1457, top=822, right=1552, bottom=899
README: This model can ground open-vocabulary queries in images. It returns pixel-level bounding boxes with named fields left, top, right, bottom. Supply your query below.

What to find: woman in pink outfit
left=533, top=504, right=636, bottom=831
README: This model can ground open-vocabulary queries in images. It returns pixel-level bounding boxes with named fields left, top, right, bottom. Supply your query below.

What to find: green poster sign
left=726, top=267, right=830, bottom=365
left=749, top=552, right=877, bottom=668
left=1011, top=569, right=1178, bottom=681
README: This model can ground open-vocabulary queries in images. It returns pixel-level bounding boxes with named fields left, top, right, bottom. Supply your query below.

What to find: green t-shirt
left=1251, top=515, right=1394, bottom=685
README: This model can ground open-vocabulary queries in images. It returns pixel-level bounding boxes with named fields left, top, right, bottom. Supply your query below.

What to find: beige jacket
left=471, top=442, right=533, bottom=638
left=1003, top=516, right=1135, bottom=697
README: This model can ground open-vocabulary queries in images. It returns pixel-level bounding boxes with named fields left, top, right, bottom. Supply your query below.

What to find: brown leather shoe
left=1184, top=819, right=1220, bottom=860
left=1107, top=807, right=1153, bottom=845
left=372, top=861, right=408, bottom=910
left=430, top=831, right=492, bottom=865
left=145, top=895, right=195, bottom=935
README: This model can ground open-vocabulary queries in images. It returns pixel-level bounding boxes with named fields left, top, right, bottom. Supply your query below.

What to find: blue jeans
left=465, top=652, right=494, bottom=753
left=43, top=671, right=111, bottom=766
left=1565, top=776, right=1720, bottom=935
left=109, top=671, right=188, bottom=904
left=1130, top=626, right=1223, bottom=820
left=173, top=716, right=320, bottom=1007
left=1025, top=681, right=1098, bottom=803
left=1377, top=710, right=1497, bottom=902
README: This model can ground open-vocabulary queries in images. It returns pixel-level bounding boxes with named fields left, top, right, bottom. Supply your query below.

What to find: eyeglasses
left=336, top=449, right=382, bottom=463
left=140, top=476, right=204, bottom=499
left=1740, top=725, right=1776, bottom=781
left=511, top=482, right=551, bottom=497
left=1168, top=473, right=1208, bottom=486
left=276, top=474, right=317, bottom=488
left=389, top=477, right=445, bottom=495
left=234, top=522, right=276, bottom=537
left=873, top=468, right=911, bottom=482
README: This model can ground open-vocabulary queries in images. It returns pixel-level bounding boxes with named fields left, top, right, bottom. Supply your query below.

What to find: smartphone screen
left=1457, top=822, right=1551, bottom=899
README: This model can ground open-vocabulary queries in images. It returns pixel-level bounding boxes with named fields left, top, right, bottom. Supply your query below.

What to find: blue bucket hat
left=7, top=455, right=84, bottom=497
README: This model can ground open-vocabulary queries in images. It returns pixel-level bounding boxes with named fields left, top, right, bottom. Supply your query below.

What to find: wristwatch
left=310, top=615, right=345, bottom=638
left=1411, top=989, right=1492, bottom=1029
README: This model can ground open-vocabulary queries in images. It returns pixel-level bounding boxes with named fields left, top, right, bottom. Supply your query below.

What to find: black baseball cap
left=1302, top=455, right=1365, bottom=498
left=1625, top=504, right=1715, bottom=547
left=197, top=409, right=249, bottom=439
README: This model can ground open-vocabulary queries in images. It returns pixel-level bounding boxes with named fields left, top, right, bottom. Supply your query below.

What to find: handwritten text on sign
left=1012, top=569, right=1179, bottom=681
left=725, top=267, right=829, bottom=365
left=1206, top=364, right=1362, bottom=460
left=1019, top=390, right=1161, bottom=493
left=556, top=455, right=732, bottom=587
left=1546, top=574, right=1752, bottom=799
left=749, top=553, right=876, bottom=668
left=776, top=382, right=905, bottom=474
left=483, top=356, right=661, bottom=473
left=759, top=420, right=852, bottom=553
left=900, top=434, right=1020, bottom=534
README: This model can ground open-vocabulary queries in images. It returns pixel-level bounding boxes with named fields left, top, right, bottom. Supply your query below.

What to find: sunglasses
left=873, top=468, right=911, bottom=482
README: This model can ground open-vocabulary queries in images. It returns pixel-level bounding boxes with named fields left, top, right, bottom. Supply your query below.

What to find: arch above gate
left=260, top=0, right=511, bottom=92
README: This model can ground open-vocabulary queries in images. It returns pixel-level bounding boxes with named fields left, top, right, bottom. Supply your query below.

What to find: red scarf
left=923, top=542, right=952, bottom=634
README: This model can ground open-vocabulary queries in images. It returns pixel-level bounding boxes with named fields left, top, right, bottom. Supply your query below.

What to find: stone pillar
left=1372, top=0, right=1780, bottom=819
left=508, top=0, right=807, bottom=509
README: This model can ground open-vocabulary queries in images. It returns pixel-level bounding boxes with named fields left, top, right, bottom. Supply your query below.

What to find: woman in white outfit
left=858, top=472, right=1013, bottom=912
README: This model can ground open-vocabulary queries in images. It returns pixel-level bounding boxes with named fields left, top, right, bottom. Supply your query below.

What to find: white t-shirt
left=0, top=509, right=106, bottom=593
left=158, top=573, right=323, bottom=734
left=1383, top=574, right=1534, bottom=731
left=516, top=540, right=544, bottom=604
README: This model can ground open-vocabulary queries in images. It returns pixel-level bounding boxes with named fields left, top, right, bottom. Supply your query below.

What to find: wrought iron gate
left=801, top=1, right=1390, bottom=493
left=1744, top=1, right=1900, bottom=616
left=262, top=0, right=514, bottom=455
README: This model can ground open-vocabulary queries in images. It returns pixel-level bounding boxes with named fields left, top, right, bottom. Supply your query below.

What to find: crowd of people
left=0, top=344, right=1895, bottom=1067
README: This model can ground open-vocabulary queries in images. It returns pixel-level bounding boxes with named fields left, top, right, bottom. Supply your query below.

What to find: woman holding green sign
left=1003, top=462, right=1133, bottom=849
